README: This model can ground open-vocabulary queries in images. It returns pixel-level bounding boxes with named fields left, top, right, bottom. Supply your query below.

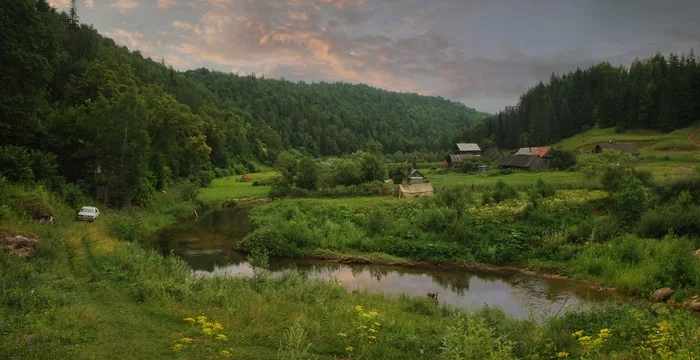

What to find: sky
left=49, top=0, right=700, bottom=113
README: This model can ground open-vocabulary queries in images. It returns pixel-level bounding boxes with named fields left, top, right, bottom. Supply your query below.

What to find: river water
left=152, top=207, right=633, bottom=319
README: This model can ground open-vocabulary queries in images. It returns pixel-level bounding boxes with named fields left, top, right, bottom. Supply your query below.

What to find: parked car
left=77, top=206, right=100, bottom=222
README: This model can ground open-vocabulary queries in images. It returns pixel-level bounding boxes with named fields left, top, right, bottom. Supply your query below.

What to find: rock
left=651, top=287, right=675, bottom=302
left=686, top=297, right=700, bottom=312
left=0, top=235, right=38, bottom=257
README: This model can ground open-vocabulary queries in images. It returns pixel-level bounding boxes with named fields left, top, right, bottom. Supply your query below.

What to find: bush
left=614, top=176, right=647, bottom=225
left=483, top=180, right=519, bottom=204
left=10, top=193, right=53, bottom=219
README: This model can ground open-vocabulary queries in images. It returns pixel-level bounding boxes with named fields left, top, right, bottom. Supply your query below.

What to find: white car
left=77, top=206, right=100, bottom=222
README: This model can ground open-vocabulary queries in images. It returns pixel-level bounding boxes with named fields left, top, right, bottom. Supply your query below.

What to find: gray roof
left=499, top=154, right=549, bottom=171
left=408, top=169, right=425, bottom=178
left=595, top=142, right=640, bottom=156
left=456, top=143, right=481, bottom=152
left=482, top=147, right=503, bottom=160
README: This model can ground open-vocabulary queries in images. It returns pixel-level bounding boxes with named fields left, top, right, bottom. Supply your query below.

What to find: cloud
left=48, top=0, right=70, bottom=9
left=157, top=0, right=177, bottom=9
left=82, top=0, right=700, bottom=113
left=111, top=0, right=139, bottom=13
left=106, top=28, right=151, bottom=54
left=84, top=0, right=95, bottom=8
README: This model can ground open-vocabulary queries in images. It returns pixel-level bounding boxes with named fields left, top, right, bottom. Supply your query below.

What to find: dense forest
left=455, top=51, right=700, bottom=149
left=0, top=0, right=483, bottom=205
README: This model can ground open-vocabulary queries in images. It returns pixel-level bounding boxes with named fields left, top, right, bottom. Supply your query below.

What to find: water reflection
left=152, top=207, right=633, bottom=319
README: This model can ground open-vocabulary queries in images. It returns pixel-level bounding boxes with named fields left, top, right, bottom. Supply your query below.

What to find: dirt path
left=688, top=127, right=700, bottom=146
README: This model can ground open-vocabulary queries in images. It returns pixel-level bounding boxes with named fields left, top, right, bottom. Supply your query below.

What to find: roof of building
left=482, top=147, right=504, bottom=160
left=515, top=146, right=551, bottom=157
left=408, top=169, right=425, bottom=178
left=595, top=142, right=640, bottom=155
left=499, top=154, right=549, bottom=171
left=456, top=143, right=481, bottom=152
left=397, top=183, right=435, bottom=198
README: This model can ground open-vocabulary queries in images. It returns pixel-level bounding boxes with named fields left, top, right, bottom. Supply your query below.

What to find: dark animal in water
left=427, top=292, right=438, bottom=300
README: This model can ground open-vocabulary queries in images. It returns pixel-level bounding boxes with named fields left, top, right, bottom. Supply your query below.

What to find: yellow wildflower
left=173, top=343, right=184, bottom=352
left=556, top=351, right=569, bottom=358
left=216, top=334, right=228, bottom=341
left=369, top=311, right=379, bottom=317
left=220, top=350, right=232, bottom=358
left=373, top=322, right=381, bottom=327
left=572, top=330, right=584, bottom=337
left=196, top=316, right=207, bottom=324
left=346, top=346, right=354, bottom=352
left=368, top=335, right=376, bottom=340
left=202, top=327, right=213, bottom=335
left=337, top=332, right=347, bottom=337
left=368, top=328, right=377, bottom=333
left=178, top=337, right=192, bottom=343
left=358, top=325, right=368, bottom=330
left=213, top=322, right=224, bottom=331
left=355, top=305, right=364, bottom=312
left=183, top=317, right=195, bottom=323
left=578, top=336, right=592, bottom=343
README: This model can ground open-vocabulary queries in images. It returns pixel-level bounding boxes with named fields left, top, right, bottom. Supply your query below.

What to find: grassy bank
left=242, top=182, right=700, bottom=299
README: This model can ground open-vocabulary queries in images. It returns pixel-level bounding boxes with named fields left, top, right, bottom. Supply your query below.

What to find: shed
left=407, top=169, right=426, bottom=184
left=499, top=154, right=549, bottom=171
left=455, top=143, right=481, bottom=155
left=482, top=147, right=504, bottom=162
left=593, top=142, right=640, bottom=156
left=395, top=183, right=435, bottom=198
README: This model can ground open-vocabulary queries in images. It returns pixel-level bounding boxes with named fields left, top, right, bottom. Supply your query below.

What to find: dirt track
left=689, top=127, right=700, bottom=146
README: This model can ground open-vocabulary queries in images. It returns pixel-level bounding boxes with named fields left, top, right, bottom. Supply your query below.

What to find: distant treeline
left=455, top=51, right=700, bottom=149
left=0, top=0, right=484, bottom=205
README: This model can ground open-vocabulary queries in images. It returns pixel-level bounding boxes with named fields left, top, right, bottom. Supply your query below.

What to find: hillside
left=452, top=52, right=700, bottom=150
left=0, top=0, right=485, bottom=206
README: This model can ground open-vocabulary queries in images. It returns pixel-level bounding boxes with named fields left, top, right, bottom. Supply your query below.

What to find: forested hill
left=454, top=52, right=700, bottom=149
left=183, top=69, right=486, bottom=155
left=0, top=0, right=484, bottom=204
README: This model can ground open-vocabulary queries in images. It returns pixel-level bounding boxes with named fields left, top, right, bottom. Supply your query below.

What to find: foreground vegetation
left=2, top=181, right=700, bottom=359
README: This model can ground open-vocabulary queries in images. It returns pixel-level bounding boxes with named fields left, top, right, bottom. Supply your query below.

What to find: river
left=152, top=207, right=633, bottom=319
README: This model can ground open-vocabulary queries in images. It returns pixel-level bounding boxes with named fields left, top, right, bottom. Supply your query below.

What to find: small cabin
left=407, top=169, right=426, bottom=185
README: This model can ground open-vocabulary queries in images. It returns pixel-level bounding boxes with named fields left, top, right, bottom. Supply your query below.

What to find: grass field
left=423, top=169, right=594, bottom=189
left=551, top=124, right=700, bottom=154
left=198, top=171, right=277, bottom=204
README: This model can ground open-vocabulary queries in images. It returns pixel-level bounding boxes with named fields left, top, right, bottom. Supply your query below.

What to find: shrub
left=483, top=180, right=519, bottom=204
left=614, top=176, right=647, bottom=225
